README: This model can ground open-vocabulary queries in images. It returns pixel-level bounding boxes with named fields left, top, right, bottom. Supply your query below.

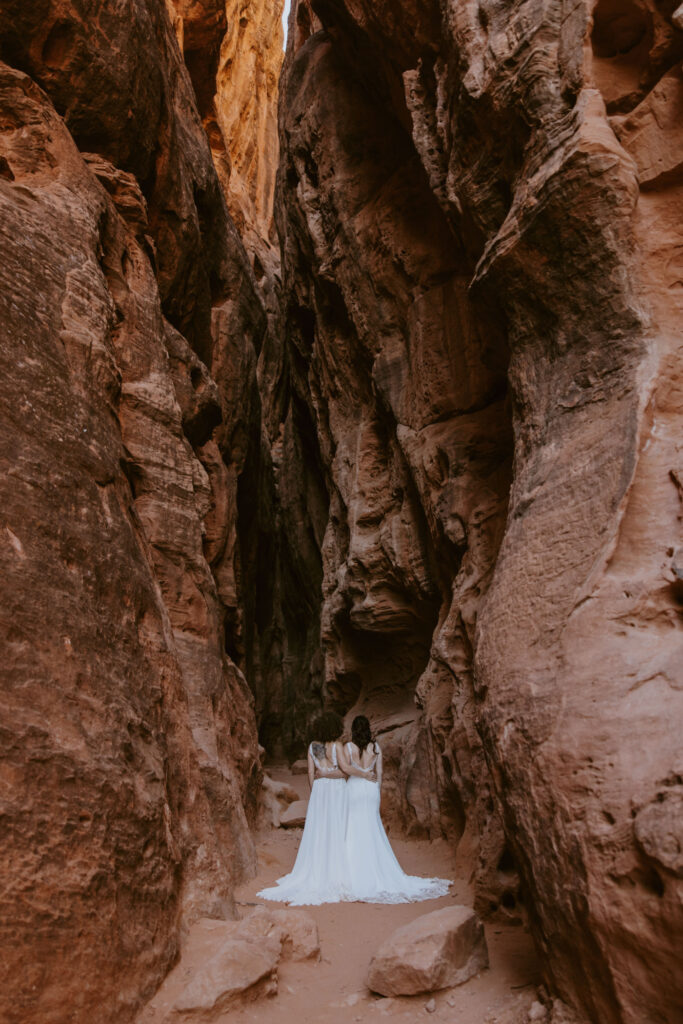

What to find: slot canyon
left=0, top=0, right=681, bottom=1022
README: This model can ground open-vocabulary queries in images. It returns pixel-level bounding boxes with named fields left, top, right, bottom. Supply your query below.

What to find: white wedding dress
left=257, top=741, right=351, bottom=905
left=344, top=742, right=451, bottom=903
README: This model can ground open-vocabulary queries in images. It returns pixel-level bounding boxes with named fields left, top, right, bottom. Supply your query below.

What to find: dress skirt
left=257, top=777, right=350, bottom=905
left=345, top=776, right=450, bottom=903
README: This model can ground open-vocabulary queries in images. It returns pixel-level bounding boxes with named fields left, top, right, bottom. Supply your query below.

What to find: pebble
left=425, top=997, right=437, bottom=1013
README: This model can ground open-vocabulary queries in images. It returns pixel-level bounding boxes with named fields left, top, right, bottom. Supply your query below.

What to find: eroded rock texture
left=0, top=2, right=272, bottom=1022
left=274, top=1, right=683, bottom=1022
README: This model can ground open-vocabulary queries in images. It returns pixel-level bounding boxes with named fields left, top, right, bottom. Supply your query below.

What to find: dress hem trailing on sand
left=344, top=772, right=450, bottom=904
left=257, top=743, right=451, bottom=906
left=257, top=775, right=352, bottom=906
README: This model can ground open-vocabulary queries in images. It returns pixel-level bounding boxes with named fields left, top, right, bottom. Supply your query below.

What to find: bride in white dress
left=257, top=712, right=351, bottom=905
left=339, top=715, right=451, bottom=903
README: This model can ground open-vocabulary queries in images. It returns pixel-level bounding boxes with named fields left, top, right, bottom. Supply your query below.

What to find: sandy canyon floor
left=218, top=766, right=541, bottom=1024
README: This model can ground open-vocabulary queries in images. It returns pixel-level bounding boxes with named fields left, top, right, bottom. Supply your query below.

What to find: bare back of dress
left=310, top=741, right=344, bottom=779
left=346, top=741, right=379, bottom=779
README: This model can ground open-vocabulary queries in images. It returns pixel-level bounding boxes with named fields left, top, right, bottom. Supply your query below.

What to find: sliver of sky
left=282, top=0, right=292, bottom=48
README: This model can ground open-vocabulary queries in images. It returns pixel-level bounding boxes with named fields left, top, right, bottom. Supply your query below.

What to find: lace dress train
left=345, top=744, right=450, bottom=904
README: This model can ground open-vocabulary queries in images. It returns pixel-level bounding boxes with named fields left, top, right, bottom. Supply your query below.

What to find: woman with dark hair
left=257, top=711, right=350, bottom=904
left=339, top=715, right=450, bottom=903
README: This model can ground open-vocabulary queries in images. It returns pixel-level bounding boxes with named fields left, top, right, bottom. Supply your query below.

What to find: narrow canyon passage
left=0, top=2, right=681, bottom=1024
left=141, top=764, right=542, bottom=1024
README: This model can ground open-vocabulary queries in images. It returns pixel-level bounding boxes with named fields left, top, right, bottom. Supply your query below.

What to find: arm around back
left=307, top=744, right=315, bottom=791
left=337, top=741, right=353, bottom=776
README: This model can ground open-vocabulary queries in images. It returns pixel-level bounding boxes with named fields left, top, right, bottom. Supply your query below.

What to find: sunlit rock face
left=274, top=1, right=683, bottom=1021
left=215, top=0, right=284, bottom=266
left=168, top=0, right=284, bottom=279
left=0, top=2, right=271, bottom=1022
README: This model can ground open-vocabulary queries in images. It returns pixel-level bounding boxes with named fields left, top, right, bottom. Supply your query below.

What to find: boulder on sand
left=291, top=758, right=309, bottom=774
left=240, top=906, right=320, bottom=962
left=264, top=774, right=300, bottom=805
left=280, top=799, right=308, bottom=827
left=171, top=938, right=278, bottom=1020
left=137, top=918, right=280, bottom=1023
left=275, top=908, right=321, bottom=961
left=138, top=907, right=319, bottom=1022
left=367, top=906, right=488, bottom=996
left=259, top=773, right=300, bottom=827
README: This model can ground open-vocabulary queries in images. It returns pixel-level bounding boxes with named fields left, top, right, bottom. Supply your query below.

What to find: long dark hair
left=310, top=711, right=344, bottom=744
left=351, top=715, right=373, bottom=754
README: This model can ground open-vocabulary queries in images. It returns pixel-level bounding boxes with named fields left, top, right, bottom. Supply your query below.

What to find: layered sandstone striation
left=274, top=1, right=683, bottom=1022
left=0, top=1, right=275, bottom=1022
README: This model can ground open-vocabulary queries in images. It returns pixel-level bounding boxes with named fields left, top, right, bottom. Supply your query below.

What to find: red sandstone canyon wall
left=0, top=2, right=272, bottom=1021
left=273, top=1, right=683, bottom=1022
